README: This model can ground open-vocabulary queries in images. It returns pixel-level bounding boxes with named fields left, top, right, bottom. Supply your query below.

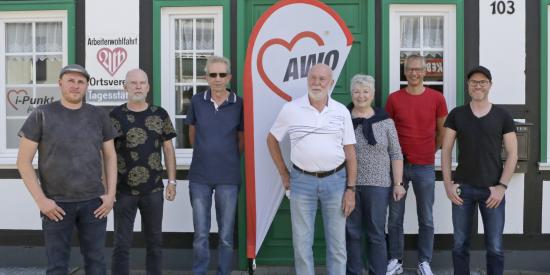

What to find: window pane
left=196, top=53, right=213, bottom=84
left=400, top=16, right=419, bottom=48
left=175, top=53, right=193, bottom=83
left=6, top=119, right=25, bottom=149
left=423, top=16, right=444, bottom=48
left=175, top=118, right=190, bottom=149
left=36, top=22, right=62, bottom=52
left=175, top=19, right=193, bottom=50
left=6, top=23, right=32, bottom=53
left=6, top=87, right=33, bottom=116
left=399, top=51, right=420, bottom=82
left=424, top=51, right=443, bottom=82
left=6, top=56, right=33, bottom=84
left=36, top=86, right=61, bottom=104
left=196, top=18, right=214, bottom=50
left=36, top=55, right=62, bottom=84
left=175, top=85, right=193, bottom=115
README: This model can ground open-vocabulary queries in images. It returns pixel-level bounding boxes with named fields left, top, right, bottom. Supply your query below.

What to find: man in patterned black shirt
left=110, top=68, right=177, bottom=275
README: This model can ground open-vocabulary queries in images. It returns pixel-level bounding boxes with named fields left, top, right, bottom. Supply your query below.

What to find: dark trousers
left=43, top=198, right=107, bottom=275
left=452, top=184, right=505, bottom=275
left=112, top=191, right=164, bottom=275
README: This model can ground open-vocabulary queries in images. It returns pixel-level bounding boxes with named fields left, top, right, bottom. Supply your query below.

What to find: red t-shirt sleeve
left=435, top=92, right=448, bottom=118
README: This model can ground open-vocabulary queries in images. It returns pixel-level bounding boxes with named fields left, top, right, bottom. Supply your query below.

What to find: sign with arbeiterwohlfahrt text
left=85, top=0, right=139, bottom=106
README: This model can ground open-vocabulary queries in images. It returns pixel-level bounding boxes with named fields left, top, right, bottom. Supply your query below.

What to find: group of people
left=15, top=53, right=517, bottom=275
left=17, top=56, right=243, bottom=275
left=268, top=55, right=517, bottom=275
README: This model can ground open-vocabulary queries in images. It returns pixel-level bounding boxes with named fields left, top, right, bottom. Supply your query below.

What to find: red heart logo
left=97, top=47, right=128, bottom=76
left=257, top=31, right=325, bottom=102
left=6, top=89, right=29, bottom=111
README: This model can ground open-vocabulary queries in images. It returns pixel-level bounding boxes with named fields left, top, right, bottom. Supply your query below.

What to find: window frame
left=539, top=1, right=550, bottom=167
left=159, top=5, right=225, bottom=166
left=0, top=9, right=71, bottom=166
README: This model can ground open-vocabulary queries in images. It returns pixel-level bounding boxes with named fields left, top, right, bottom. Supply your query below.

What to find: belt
left=292, top=162, right=346, bottom=178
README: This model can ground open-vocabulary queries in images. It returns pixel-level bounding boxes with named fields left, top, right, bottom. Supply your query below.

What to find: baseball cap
left=59, top=64, right=90, bottom=81
left=467, top=65, right=492, bottom=81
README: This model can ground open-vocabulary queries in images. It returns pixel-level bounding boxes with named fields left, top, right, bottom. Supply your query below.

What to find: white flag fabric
left=243, top=0, right=353, bottom=257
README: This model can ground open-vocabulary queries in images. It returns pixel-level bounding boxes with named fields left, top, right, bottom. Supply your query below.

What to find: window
left=0, top=11, right=67, bottom=163
left=389, top=5, right=457, bottom=110
left=161, top=6, right=223, bottom=164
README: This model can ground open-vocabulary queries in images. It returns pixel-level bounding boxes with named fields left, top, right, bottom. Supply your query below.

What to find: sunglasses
left=208, top=72, right=228, bottom=78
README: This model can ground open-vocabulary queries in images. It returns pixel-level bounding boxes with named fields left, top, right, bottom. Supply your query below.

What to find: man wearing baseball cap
left=17, top=64, right=117, bottom=274
left=442, top=65, right=518, bottom=274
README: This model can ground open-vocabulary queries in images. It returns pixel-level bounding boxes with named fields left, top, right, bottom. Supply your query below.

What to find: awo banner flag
left=244, top=0, right=353, bottom=258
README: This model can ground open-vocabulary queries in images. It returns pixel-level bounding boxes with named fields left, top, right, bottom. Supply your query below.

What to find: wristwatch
left=394, top=182, right=404, bottom=186
left=167, top=180, right=177, bottom=186
left=346, top=185, right=356, bottom=192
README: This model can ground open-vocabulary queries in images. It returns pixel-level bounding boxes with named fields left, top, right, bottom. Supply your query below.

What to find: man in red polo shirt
left=385, top=54, right=448, bottom=275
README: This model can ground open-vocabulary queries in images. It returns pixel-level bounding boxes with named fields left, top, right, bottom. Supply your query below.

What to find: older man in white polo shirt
left=267, top=63, right=357, bottom=275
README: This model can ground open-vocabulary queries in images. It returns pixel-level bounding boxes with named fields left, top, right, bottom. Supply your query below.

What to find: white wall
left=0, top=179, right=217, bottom=232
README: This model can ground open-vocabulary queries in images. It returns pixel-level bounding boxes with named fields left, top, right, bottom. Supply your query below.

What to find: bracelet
left=497, top=182, right=508, bottom=190
left=168, top=180, right=177, bottom=186
left=394, top=182, right=404, bottom=186
left=346, top=185, right=356, bottom=192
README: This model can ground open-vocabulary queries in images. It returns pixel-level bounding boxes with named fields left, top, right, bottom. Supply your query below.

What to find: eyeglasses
left=468, top=80, right=491, bottom=87
left=405, top=67, right=425, bottom=73
left=208, top=72, right=228, bottom=78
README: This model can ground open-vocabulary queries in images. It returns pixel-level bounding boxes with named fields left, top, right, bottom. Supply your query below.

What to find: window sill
left=538, top=162, right=550, bottom=171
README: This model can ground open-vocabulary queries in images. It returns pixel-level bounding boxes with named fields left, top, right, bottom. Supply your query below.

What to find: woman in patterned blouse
left=345, top=74, right=405, bottom=275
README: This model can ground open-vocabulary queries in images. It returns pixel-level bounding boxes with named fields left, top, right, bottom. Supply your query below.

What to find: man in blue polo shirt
left=185, top=55, right=243, bottom=275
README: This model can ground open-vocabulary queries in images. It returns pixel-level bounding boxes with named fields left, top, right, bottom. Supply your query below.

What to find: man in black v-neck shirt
left=441, top=66, right=518, bottom=275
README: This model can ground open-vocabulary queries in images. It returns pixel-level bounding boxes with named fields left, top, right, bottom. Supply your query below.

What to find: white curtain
left=175, top=19, right=193, bottom=50
left=400, top=16, right=443, bottom=49
left=400, top=16, right=419, bottom=48
left=423, top=16, right=444, bottom=48
left=196, top=18, right=213, bottom=50
left=6, top=22, right=62, bottom=54
left=36, top=22, right=62, bottom=52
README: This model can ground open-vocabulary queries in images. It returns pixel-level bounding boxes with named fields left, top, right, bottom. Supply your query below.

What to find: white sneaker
left=417, top=261, right=434, bottom=275
left=386, top=259, right=403, bottom=275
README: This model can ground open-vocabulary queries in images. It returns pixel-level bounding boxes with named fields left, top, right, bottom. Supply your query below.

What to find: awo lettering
left=283, top=50, right=339, bottom=82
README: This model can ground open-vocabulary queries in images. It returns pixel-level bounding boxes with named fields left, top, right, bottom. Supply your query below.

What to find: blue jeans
left=346, top=185, right=391, bottom=275
left=290, top=168, right=347, bottom=275
left=42, top=197, right=107, bottom=275
left=189, top=182, right=239, bottom=275
left=452, top=184, right=505, bottom=275
left=112, top=191, right=164, bottom=275
left=388, top=163, right=435, bottom=263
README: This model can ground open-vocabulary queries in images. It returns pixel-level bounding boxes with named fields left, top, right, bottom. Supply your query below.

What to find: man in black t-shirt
left=110, top=68, right=177, bottom=275
left=441, top=66, right=518, bottom=275
left=17, top=64, right=118, bottom=275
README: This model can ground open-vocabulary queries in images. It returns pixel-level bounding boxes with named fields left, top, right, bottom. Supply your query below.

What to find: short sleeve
left=269, top=103, right=290, bottom=142
left=18, top=109, right=43, bottom=142
left=342, top=109, right=356, bottom=145
left=436, top=92, right=449, bottom=118
left=444, top=108, right=457, bottom=131
left=185, top=96, right=196, bottom=125
left=109, top=109, right=123, bottom=138
left=502, top=109, right=516, bottom=135
left=99, top=108, right=116, bottom=142
left=238, top=101, right=244, bottom=132
left=160, top=108, right=177, bottom=141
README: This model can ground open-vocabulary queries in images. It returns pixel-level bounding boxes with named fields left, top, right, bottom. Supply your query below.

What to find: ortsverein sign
left=85, top=0, right=139, bottom=106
